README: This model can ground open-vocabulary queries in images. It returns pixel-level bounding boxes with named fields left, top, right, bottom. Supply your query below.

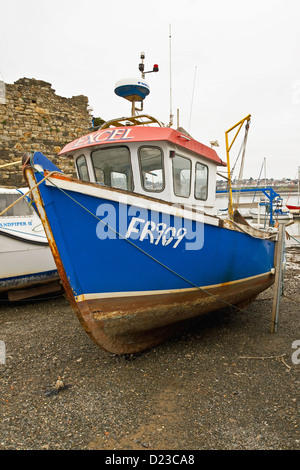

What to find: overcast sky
left=1, top=0, right=300, bottom=180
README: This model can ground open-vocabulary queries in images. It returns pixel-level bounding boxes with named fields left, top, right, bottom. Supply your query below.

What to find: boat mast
left=169, top=24, right=174, bottom=127
left=298, top=166, right=300, bottom=205
left=188, top=66, right=197, bottom=133
left=136, top=52, right=159, bottom=117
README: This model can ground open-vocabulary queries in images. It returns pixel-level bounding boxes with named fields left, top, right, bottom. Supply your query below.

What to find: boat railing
left=98, top=114, right=164, bottom=129
left=216, top=186, right=283, bottom=226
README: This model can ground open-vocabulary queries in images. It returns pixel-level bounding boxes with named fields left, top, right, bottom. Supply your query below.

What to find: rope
left=287, top=233, right=300, bottom=245
left=26, top=160, right=279, bottom=315
left=0, top=171, right=57, bottom=217
left=231, top=124, right=249, bottom=178
left=0, top=160, right=22, bottom=169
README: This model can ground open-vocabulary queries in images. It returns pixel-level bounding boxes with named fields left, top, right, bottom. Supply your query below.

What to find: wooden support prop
left=270, top=223, right=285, bottom=333
left=7, top=280, right=62, bottom=301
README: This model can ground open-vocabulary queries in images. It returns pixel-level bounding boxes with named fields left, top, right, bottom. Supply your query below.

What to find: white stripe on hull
left=74, top=270, right=273, bottom=302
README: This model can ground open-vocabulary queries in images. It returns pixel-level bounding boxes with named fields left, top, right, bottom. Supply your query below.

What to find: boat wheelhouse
left=286, top=166, right=300, bottom=215
left=58, top=116, right=226, bottom=215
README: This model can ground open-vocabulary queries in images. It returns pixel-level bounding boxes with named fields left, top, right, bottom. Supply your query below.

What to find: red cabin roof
left=59, top=125, right=226, bottom=167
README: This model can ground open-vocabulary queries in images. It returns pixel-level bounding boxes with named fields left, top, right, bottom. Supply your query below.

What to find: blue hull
left=34, top=178, right=275, bottom=297
left=25, top=165, right=277, bottom=353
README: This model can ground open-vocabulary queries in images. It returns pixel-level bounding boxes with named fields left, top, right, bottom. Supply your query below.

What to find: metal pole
left=131, top=100, right=136, bottom=117
left=298, top=166, right=300, bottom=206
left=169, top=24, right=174, bottom=127
left=188, top=66, right=197, bottom=133
left=225, top=131, right=234, bottom=219
left=270, top=223, right=285, bottom=333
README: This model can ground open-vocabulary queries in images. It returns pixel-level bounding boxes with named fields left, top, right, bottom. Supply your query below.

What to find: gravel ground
left=0, top=247, right=299, bottom=451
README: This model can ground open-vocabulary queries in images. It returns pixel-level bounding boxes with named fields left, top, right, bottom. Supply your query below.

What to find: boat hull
left=24, top=165, right=277, bottom=353
left=250, top=209, right=292, bottom=220
left=286, top=204, right=300, bottom=215
left=75, top=271, right=274, bottom=353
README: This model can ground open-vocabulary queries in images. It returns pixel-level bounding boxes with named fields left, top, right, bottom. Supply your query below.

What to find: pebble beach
left=0, top=247, right=299, bottom=451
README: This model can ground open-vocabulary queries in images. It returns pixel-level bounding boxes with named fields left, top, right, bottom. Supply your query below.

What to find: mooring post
left=270, top=223, right=285, bottom=333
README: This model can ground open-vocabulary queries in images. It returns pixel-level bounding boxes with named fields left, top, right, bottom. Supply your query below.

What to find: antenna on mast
left=169, top=24, right=174, bottom=127
left=114, top=52, right=158, bottom=116
left=188, top=65, right=197, bottom=133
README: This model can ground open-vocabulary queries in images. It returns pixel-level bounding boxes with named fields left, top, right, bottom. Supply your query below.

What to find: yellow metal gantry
left=225, top=114, right=251, bottom=219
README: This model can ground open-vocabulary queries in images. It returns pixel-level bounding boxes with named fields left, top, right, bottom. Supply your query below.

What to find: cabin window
left=76, top=155, right=90, bottom=182
left=172, top=155, right=191, bottom=198
left=139, top=146, right=164, bottom=192
left=91, top=146, right=133, bottom=191
left=195, top=162, right=208, bottom=200
left=0, top=194, right=33, bottom=217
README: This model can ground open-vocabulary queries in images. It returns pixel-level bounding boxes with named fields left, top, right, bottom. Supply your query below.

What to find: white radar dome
left=114, top=78, right=150, bottom=102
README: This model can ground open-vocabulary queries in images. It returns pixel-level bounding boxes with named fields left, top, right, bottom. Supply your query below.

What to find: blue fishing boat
left=22, top=55, right=278, bottom=353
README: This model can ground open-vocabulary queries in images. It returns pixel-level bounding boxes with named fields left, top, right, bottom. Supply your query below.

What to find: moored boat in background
left=0, top=187, right=61, bottom=300
left=286, top=204, right=300, bottom=215
left=286, top=166, right=300, bottom=216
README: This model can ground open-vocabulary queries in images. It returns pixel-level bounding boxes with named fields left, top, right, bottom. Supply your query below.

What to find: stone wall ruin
left=0, top=78, right=92, bottom=187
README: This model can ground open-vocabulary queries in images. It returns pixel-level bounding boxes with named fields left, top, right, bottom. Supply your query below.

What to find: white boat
left=286, top=166, right=300, bottom=216
left=286, top=204, right=300, bottom=216
left=0, top=187, right=61, bottom=300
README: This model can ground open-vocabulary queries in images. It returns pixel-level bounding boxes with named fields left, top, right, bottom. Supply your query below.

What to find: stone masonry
left=0, top=78, right=92, bottom=187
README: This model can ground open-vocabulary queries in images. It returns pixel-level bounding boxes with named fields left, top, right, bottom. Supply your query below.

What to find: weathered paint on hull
left=73, top=272, right=274, bottom=354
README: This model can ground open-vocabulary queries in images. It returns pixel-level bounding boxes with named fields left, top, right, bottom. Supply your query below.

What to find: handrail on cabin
left=99, top=114, right=164, bottom=129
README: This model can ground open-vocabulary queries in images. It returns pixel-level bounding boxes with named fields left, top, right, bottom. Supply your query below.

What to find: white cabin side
left=69, top=139, right=220, bottom=215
